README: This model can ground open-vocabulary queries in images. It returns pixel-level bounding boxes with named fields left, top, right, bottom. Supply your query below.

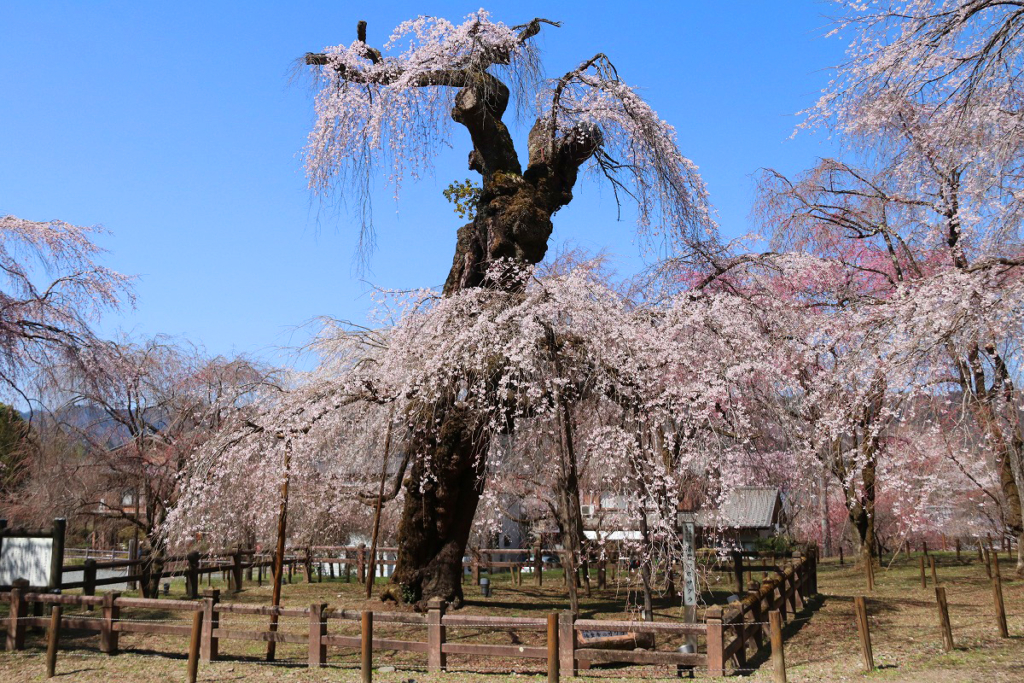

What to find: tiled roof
left=714, top=487, right=781, bottom=528
left=678, top=486, right=781, bottom=529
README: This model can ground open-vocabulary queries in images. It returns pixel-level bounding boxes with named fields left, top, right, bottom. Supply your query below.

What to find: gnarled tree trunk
left=382, top=67, right=599, bottom=609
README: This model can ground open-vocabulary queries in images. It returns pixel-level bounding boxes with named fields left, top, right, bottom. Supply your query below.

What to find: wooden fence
left=58, top=548, right=279, bottom=598
left=1, top=550, right=817, bottom=678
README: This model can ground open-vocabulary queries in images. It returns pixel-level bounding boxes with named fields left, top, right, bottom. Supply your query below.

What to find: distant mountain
left=20, top=404, right=160, bottom=450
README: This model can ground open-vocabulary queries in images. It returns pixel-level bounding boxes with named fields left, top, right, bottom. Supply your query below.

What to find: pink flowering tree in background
left=798, top=0, right=1024, bottom=573
left=18, top=337, right=279, bottom=595
left=0, top=214, right=131, bottom=396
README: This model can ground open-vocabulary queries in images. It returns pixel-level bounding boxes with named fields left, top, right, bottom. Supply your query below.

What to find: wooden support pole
left=361, top=610, right=373, bottom=683
left=45, top=604, right=62, bottom=678
left=991, top=547, right=1001, bottom=579
left=920, top=555, right=927, bottom=588
left=769, top=609, right=786, bottom=683
left=854, top=596, right=873, bottom=672
left=547, top=613, right=559, bottom=683
left=267, top=444, right=292, bottom=662
left=186, top=610, right=203, bottom=683
left=992, top=576, right=1009, bottom=638
left=935, top=586, right=954, bottom=652
left=930, top=555, right=938, bottom=585
left=984, top=548, right=992, bottom=578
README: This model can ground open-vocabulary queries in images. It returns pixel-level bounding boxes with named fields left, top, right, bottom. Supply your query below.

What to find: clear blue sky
left=1, top=1, right=845, bottom=364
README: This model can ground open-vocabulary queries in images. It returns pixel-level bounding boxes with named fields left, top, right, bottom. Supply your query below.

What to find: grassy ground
left=0, top=552, right=1020, bottom=681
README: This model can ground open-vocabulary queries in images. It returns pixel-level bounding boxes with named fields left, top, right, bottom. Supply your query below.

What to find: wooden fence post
left=471, top=546, right=481, bottom=585
left=83, top=558, right=98, bottom=610
left=229, top=549, right=243, bottom=592
left=920, top=555, right=927, bottom=588
left=792, top=552, right=806, bottom=608
left=991, top=547, right=1001, bottom=579
left=309, top=602, right=327, bottom=667
left=547, top=613, right=559, bottom=683
left=984, top=548, right=992, bottom=578
left=427, top=598, right=447, bottom=672
left=360, top=610, right=373, bottom=683
left=992, top=576, right=1009, bottom=638
left=6, top=579, right=28, bottom=651
left=187, top=610, right=203, bottom=683
left=100, top=591, right=121, bottom=654
left=200, top=588, right=220, bottom=662
left=769, top=609, right=786, bottom=683
left=930, top=556, right=939, bottom=585
left=774, top=573, right=787, bottom=622
left=748, top=582, right=765, bottom=649
left=127, top=538, right=138, bottom=590
left=186, top=551, right=200, bottom=599
left=345, top=549, right=352, bottom=583
left=45, top=604, right=62, bottom=678
left=357, top=544, right=366, bottom=585
left=854, top=596, right=874, bottom=671
left=706, top=605, right=725, bottom=677
left=786, top=562, right=799, bottom=613
left=732, top=550, right=745, bottom=595
left=140, top=551, right=152, bottom=598
left=535, top=542, right=543, bottom=586
left=558, top=610, right=576, bottom=676
left=935, top=586, right=954, bottom=652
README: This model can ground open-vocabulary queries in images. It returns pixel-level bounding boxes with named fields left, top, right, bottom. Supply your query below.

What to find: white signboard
left=680, top=521, right=698, bottom=606
left=0, top=537, right=54, bottom=587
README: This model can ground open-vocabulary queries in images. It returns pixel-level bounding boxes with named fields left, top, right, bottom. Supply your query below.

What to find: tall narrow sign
left=680, top=521, right=698, bottom=606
